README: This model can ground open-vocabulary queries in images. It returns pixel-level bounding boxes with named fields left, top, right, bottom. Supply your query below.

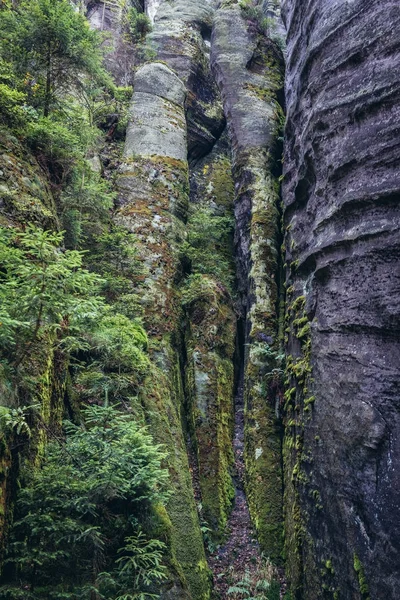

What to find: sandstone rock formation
left=116, top=0, right=286, bottom=592
left=212, top=2, right=285, bottom=560
left=282, top=0, right=400, bottom=597
left=1, top=1, right=399, bottom=599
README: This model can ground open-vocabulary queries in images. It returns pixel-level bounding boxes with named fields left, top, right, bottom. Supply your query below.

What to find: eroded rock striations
left=116, top=0, right=286, bottom=594
left=212, top=2, right=285, bottom=561
left=282, top=1, right=400, bottom=598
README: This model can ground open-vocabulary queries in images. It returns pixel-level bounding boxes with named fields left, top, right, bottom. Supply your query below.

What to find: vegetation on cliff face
left=0, top=1, right=170, bottom=598
left=2, top=405, right=169, bottom=600
left=1, top=1, right=395, bottom=599
left=0, top=0, right=106, bottom=117
left=0, top=1, right=289, bottom=599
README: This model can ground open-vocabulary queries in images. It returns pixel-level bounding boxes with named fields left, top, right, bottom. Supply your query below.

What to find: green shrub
left=227, top=562, right=281, bottom=600
left=0, top=83, right=27, bottom=126
left=26, top=117, right=83, bottom=184
left=126, top=8, right=152, bottom=43
left=0, top=224, right=104, bottom=366
left=0, top=0, right=107, bottom=116
left=3, top=404, right=169, bottom=599
left=181, top=206, right=235, bottom=292
left=61, top=164, right=116, bottom=249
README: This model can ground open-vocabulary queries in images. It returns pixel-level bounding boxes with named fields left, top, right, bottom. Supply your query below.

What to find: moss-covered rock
left=185, top=279, right=236, bottom=537
left=183, top=136, right=237, bottom=540
left=116, top=59, right=211, bottom=599
left=0, top=129, right=58, bottom=229
left=212, top=3, right=285, bottom=562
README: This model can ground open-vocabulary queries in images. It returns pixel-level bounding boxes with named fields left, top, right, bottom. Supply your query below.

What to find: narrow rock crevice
left=207, top=367, right=260, bottom=598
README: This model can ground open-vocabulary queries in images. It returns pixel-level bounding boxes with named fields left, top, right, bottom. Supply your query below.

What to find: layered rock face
left=212, top=3, right=285, bottom=560
left=3, top=0, right=400, bottom=598
left=282, top=1, right=400, bottom=598
left=117, top=59, right=211, bottom=600
left=86, top=0, right=143, bottom=85
left=117, top=1, right=286, bottom=594
left=116, top=2, right=229, bottom=597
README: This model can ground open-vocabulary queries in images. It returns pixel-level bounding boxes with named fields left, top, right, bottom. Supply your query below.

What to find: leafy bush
left=0, top=225, right=104, bottom=367
left=61, top=164, right=115, bottom=249
left=0, top=403, right=40, bottom=438
left=0, top=83, right=27, bottom=126
left=0, top=223, right=149, bottom=418
left=239, top=0, right=279, bottom=37
left=126, top=8, right=152, bottom=43
left=181, top=206, right=235, bottom=292
left=74, top=314, right=149, bottom=406
left=88, top=225, right=145, bottom=318
left=26, top=117, right=83, bottom=184
left=3, top=404, right=169, bottom=599
left=227, top=561, right=281, bottom=600
left=0, top=0, right=107, bottom=116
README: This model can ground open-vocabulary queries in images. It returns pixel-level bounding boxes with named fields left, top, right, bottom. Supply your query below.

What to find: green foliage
left=353, top=553, right=370, bottom=600
left=227, top=568, right=281, bottom=600
left=61, top=165, right=115, bottom=249
left=126, top=8, right=152, bottom=43
left=0, top=83, right=27, bottom=126
left=0, top=224, right=104, bottom=366
left=103, top=531, right=167, bottom=600
left=0, top=58, right=32, bottom=126
left=239, top=0, right=283, bottom=44
left=77, top=81, right=132, bottom=135
left=0, top=0, right=107, bottom=116
left=74, top=313, right=149, bottom=406
left=3, top=404, right=169, bottom=599
left=88, top=225, right=144, bottom=318
left=0, top=222, right=149, bottom=422
left=0, top=403, right=40, bottom=437
left=181, top=206, right=235, bottom=292
left=26, top=117, right=84, bottom=183
left=0, top=1, right=128, bottom=248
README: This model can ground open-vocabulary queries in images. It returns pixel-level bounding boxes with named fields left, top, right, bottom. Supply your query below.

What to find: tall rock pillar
left=212, top=1, right=285, bottom=561
left=117, top=62, right=211, bottom=600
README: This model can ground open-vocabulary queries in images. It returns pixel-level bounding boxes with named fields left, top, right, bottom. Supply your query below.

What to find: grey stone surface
left=124, top=63, right=187, bottom=161
left=282, top=0, right=400, bottom=598
left=146, top=0, right=225, bottom=160
left=212, top=6, right=276, bottom=155
left=86, top=0, right=139, bottom=85
left=134, top=61, right=187, bottom=105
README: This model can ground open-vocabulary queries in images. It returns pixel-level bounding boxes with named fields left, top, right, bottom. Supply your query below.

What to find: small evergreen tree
left=0, top=0, right=107, bottom=116
left=0, top=225, right=104, bottom=368
left=2, top=404, right=169, bottom=599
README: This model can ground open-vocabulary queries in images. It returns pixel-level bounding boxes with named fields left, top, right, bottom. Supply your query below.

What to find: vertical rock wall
left=0, top=133, right=65, bottom=563
left=282, top=0, right=400, bottom=598
left=211, top=1, right=285, bottom=561
left=117, top=61, right=211, bottom=600
left=185, top=133, right=237, bottom=537
left=116, top=1, right=234, bottom=596
left=117, top=0, right=286, bottom=594
left=86, top=0, right=142, bottom=85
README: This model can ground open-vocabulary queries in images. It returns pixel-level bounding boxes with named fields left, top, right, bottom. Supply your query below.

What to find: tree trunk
left=44, top=45, right=52, bottom=117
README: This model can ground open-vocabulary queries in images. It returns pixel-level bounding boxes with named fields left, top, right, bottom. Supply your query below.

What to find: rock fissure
left=1, top=1, right=399, bottom=599
left=207, top=372, right=260, bottom=596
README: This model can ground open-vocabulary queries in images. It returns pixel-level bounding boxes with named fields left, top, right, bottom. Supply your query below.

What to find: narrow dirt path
left=207, top=378, right=261, bottom=598
left=187, top=374, right=287, bottom=598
